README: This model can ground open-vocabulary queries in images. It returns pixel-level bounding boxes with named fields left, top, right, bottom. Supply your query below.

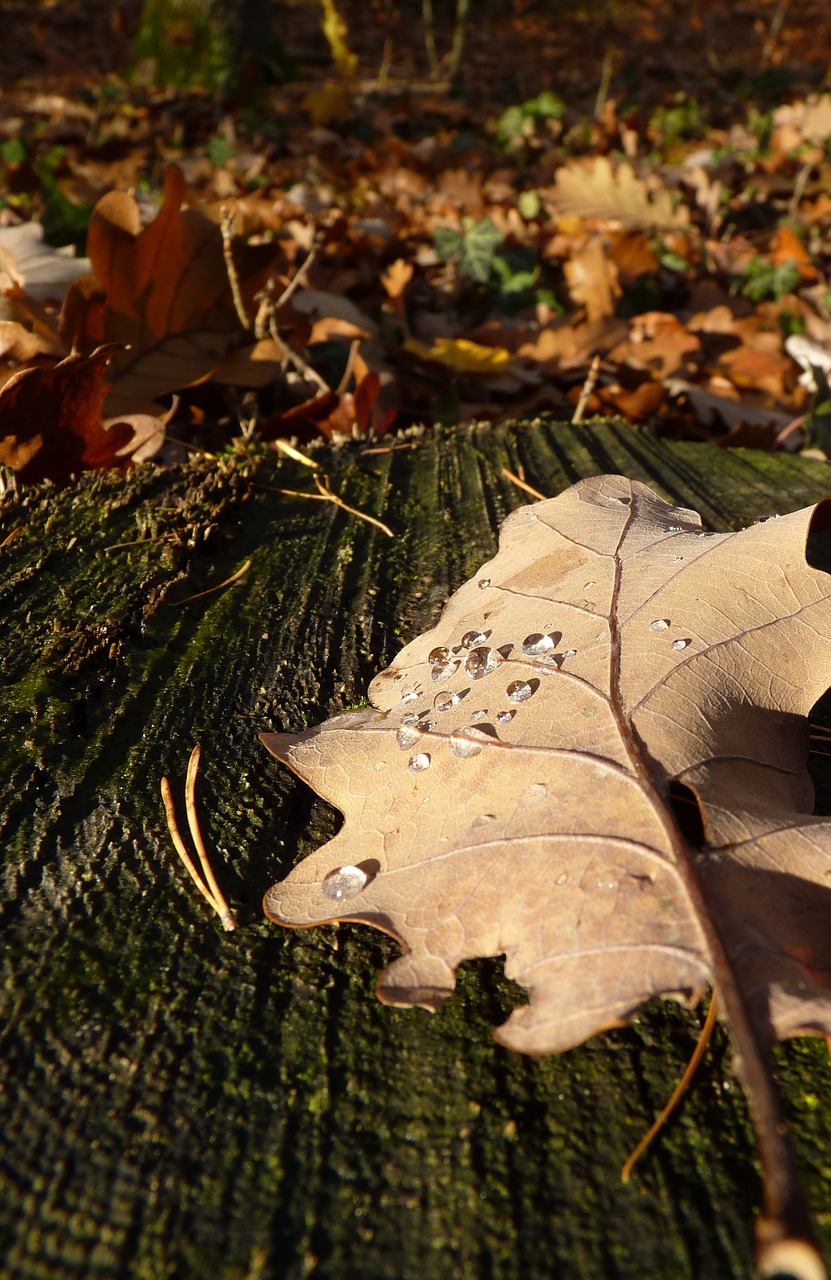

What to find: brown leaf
left=549, top=157, right=689, bottom=230
left=79, top=164, right=281, bottom=415
left=0, top=345, right=134, bottom=484
left=563, top=237, right=620, bottom=323
left=262, top=477, right=831, bottom=1273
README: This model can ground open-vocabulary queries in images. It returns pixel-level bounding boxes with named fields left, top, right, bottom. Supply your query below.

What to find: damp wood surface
left=2, top=418, right=831, bottom=1280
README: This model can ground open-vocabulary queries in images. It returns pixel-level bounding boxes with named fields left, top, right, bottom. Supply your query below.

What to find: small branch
left=572, top=354, right=602, bottom=424
left=221, top=208, right=251, bottom=331
left=502, top=467, right=547, bottom=502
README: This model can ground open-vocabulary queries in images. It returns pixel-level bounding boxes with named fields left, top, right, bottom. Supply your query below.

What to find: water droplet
left=408, top=752, right=431, bottom=771
left=461, top=630, right=488, bottom=648
left=561, top=649, right=576, bottom=659
left=396, top=724, right=421, bottom=749
left=431, top=658, right=460, bottom=683
left=473, top=813, right=496, bottom=827
left=393, top=672, right=406, bottom=683
left=506, top=679, right=534, bottom=703
left=672, top=638, right=691, bottom=651
left=428, top=646, right=450, bottom=667
left=470, top=709, right=488, bottom=723
left=421, top=719, right=436, bottom=731
left=450, top=727, right=492, bottom=758
left=556, top=873, right=567, bottom=885
left=583, top=581, right=595, bottom=589
left=522, top=633, right=554, bottom=656
left=496, top=709, right=515, bottom=723
left=478, top=578, right=491, bottom=589
left=400, top=712, right=419, bottom=725
left=671, top=556, right=683, bottom=563
left=434, top=690, right=464, bottom=712
left=401, top=690, right=418, bottom=704
left=666, top=524, right=682, bottom=532
left=322, top=865, right=368, bottom=901
left=755, top=513, right=779, bottom=524
left=650, top=619, right=670, bottom=632
left=464, top=646, right=501, bottom=679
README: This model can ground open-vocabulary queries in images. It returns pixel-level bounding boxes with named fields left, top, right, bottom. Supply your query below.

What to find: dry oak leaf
left=263, top=476, right=831, bottom=1279
left=550, top=157, right=689, bottom=230
left=79, top=164, right=280, bottom=416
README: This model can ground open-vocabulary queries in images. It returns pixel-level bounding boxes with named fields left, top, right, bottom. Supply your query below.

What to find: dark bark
left=2, top=419, right=831, bottom=1280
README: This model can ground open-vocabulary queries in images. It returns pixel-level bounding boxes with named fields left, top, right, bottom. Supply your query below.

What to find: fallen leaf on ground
left=0, top=345, right=135, bottom=483
left=75, top=163, right=281, bottom=415
left=563, top=236, right=620, bottom=323
left=549, top=157, right=689, bottom=229
left=263, top=476, right=831, bottom=1279
left=403, top=335, right=513, bottom=374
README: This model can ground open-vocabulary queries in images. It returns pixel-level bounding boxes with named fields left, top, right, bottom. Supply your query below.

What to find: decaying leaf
left=263, top=475, right=831, bottom=1279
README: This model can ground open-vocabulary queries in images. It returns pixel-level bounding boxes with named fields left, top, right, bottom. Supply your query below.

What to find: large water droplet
left=434, top=690, right=464, bottom=712
left=396, top=725, right=421, bottom=749
left=322, top=865, right=368, bottom=901
left=650, top=619, right=670, bottom=632
left=461, top=630, right=488, bottom=649
left=506, top=679, right=534, bottom=703
left=478, top=578, right=491, bottom=589
left=428, top=646, right=450, bottom=667
left=431, top=658, right=460, bottom=683
left=408, top=752, right=431, bottom=771
left=450, top=727, right=492, bottom=758
left=522, top=633, right=554, bottom=655
left=672, top=638, right=691, bottom=651
left=464, top=646, right=501, bottom=679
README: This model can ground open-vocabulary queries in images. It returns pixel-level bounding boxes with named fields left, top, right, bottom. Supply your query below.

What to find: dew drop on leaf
left=322, top=865, right=368, bottom=901
left=650, top=619, right=670, bottom=632
left=465, top=646, right=500, bottom=679
left=408, top=752, right=431, bottom=771
left=428, top=646, right=450, bottom=667
left=478, top=578, right=491, bottom=589
left=496, top=709, right=515, bottom=723
left=396, top=725, right=421, bottom=749
left=450, top=727, right=492, bottom=758
left=672, top=638, right=691, bottom=651
left=431, top=659, right=460, bottom=683
left=461, top=630, right=488, bottom=648
left=506, top=679, right=534, bottom=703
left=522, top=633, right=554, bottom=655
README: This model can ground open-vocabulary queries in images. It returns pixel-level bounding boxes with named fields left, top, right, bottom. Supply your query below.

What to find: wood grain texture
left=2, top=418, right=831, bottom=1280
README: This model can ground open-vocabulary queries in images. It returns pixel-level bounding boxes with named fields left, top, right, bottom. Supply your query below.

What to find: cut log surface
left=2, top=419, right=831, bottom=1280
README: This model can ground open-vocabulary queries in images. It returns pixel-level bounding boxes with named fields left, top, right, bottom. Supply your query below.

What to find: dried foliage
left=263, top=476, right=831, bottom=1279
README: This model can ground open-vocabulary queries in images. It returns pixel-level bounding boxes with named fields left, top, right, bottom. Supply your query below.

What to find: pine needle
left=621, top=991, right=718, bottom=1183
left=161, top=745, right=238, bottom=931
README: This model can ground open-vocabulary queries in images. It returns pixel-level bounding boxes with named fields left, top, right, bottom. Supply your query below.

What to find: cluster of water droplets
left=648, top=617, right=692, bottom=652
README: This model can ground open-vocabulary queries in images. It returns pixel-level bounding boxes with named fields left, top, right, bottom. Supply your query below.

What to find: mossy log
left=2, top=418, right=831, bottom=1280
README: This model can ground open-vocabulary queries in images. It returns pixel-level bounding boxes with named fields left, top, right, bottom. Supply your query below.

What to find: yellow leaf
left=320, top=0, right=358, bottom=79
left=301, top=80, right=351, bottom=128
left=404, top=336, right=513, bottom=375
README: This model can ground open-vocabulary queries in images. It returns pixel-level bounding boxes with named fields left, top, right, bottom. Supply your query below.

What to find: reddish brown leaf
left=0, top=345, right=134, bottom=484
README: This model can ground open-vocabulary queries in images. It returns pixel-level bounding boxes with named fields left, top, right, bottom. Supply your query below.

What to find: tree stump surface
left=2, top=418, right=831, bottom=1280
